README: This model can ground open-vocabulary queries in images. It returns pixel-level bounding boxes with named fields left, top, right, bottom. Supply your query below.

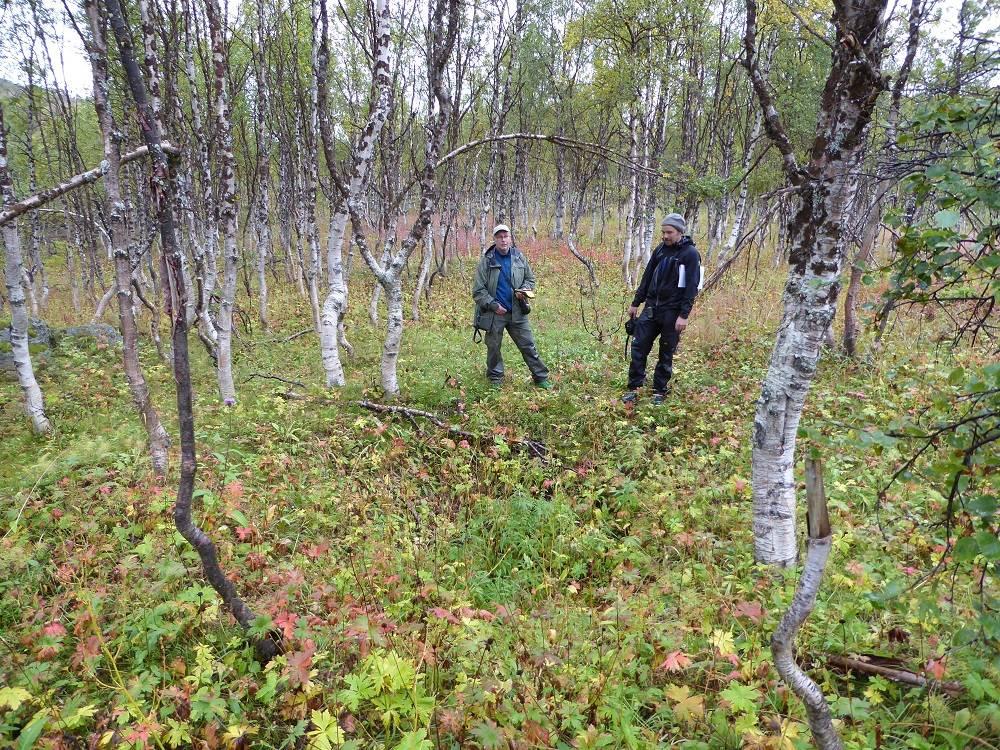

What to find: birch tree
left=83, top=0, right=170, bottom=476
left=744, top=0, right=890, bottom=566
left=315, top=0, right=392, bottom=388
left=350, top=0, right=459, bottom=398
left=0, top=102, right=51, bottom=435
left=204, top=0, right=239, bottom=403
left=103, top=0, right=276, bottom=659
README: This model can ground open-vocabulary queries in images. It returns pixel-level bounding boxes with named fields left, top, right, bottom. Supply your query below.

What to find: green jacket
left=472, top=245, right=536, bottom=328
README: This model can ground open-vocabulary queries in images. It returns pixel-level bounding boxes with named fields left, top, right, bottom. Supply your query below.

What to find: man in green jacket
left=472, top=225, right=552, bottom=389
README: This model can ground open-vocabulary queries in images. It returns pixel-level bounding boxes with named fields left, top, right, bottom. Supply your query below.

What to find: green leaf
left=393, top=729, right=433, bottom=750
left=933, top=209, right=960, bottom=229
left=953, top=536, right=980, bottom=562
left=719, top=684, right=760, bottom=715
left=16, top=714, right=48, bottom=750
left=974, top=531, right=1000, bottom=560
left=0, top=687, right=32, bottom=711
left=470, top=720, right=504, bottom=749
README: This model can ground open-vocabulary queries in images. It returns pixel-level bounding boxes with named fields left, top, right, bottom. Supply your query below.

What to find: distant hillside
left=0, top=78, right=24, bottom=98
left=0, top=77, right=90, bottom=102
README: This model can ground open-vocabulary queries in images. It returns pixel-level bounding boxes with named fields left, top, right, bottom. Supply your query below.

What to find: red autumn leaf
left=340, top=713, right=356, bottom=734
left=709, top=436, right=722, bottom=447
left=675, top=531, right=696, bottom=548
left=99, top=485, right=112, bottom=495
left=303, top=542, right=330, bottom=560
left=235, top=526, right=256, bottom=541
left=42, top=621, right=66, bottom=638
left=125, top=721, right=161, bottom=746
left=733, top=600, right=766, bottom=624
left=72, top=635, right=101, bottom=667
left=274, top=611, right=298, bottom=639
left=925, top=658, right=946, bottom=680
left=286, top=640, right=316, bottom=687
left=224, top=480, right=245, bottom=500
left=657, top=650, right=692, bottom=672
left=429, top=607, right=460, bottom=624
left=523, top=719, right=551, bottom=746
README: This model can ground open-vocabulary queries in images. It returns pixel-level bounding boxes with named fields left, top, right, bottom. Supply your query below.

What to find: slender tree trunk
left=206, top=0, right=239, bottom=404
left=104, top=0, right=276, bottom=661
left=745, top=0, right=888, bottom=567
left=772, top=459, right=842, bottom=750
left=412, top=227, right=433, bottom=321
left=0, top=103, right=51, bottom=435
left=85, top=0, right=169, bottom=476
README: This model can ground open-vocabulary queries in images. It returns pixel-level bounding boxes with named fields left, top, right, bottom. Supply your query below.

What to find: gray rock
left=56, top=323, right=123, bottom=346
left=0, top=319, right=52, bottom=377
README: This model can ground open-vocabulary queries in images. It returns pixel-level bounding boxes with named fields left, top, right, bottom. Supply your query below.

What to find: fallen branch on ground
left=357, top=400, right=548, bottom=459
left=244, top=372, right=307, bottom=389
left=826, top=654, right=964, bottom=696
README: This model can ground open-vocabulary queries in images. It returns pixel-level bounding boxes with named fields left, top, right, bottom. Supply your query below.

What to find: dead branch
left=826, top=654, right=964, bottom=696
left=244, top=372, right=307, bottom=388
left=355, top=400, right=548, bottom=459
left=0, top=143, right=180, bottom=225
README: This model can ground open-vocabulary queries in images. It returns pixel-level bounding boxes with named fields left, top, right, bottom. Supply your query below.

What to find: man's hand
left=515, top=291, right=526, bottom=301
left=675, top=316, right=688, bottom=332
left=628, top=305, right=638, bottom=319
left=495, top=304, right=508, bottom=315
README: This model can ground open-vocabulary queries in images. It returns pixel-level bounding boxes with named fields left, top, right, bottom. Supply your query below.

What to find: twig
left=282, top=328, right=313, bottom=343
left=243, top=372, right=307, bottom=388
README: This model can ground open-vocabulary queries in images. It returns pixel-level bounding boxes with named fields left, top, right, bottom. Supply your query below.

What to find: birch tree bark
left=104, top=0, right=277, bottom=661
left=205, top=0, right=239, bottom=403
left=744, top=0, right=889, bottom=566
left=252, top=0, right=272, bottom=331
left=84, top=0, right=170, bottom=476
left=315, top=0, right=391, bottom=388
left=351, top=0, right=459, bottom=398
left=772, top=459, right=842, bottom=749
left=0, top=102, right=51, bottom=435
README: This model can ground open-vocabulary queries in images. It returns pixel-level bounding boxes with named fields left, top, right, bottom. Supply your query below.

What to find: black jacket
left=632, top=236, right=701, bottom=318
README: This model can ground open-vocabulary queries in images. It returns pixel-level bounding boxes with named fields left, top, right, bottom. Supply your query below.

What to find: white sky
left=0, top=0, right=995, bottom=99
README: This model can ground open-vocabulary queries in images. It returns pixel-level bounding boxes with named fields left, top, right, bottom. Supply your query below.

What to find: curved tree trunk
left=105, top=0, right=277, bottom=661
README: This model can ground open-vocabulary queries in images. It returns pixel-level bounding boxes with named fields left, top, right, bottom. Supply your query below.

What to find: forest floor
left=1, top=240, right=998, bottom=749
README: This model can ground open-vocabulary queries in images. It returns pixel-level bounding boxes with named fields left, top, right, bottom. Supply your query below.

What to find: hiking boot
left=651, top=392, right=667, bottom=405
left=621, top=391, right=638, bottom=404
left=535, top=379, right=553, bottom=390
left=488, top=379, right=503, bottom=389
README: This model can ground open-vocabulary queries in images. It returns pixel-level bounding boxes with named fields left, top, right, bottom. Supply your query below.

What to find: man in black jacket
left=622, top=213, right=701, bottom=405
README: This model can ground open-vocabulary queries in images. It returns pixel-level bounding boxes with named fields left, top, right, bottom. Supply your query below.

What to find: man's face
left=494, top=231, right=512, bottom=253
left=662, top=225, right=682, bottom=245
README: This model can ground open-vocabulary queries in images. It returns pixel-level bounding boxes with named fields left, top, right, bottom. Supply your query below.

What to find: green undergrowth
left=1, top=249, right=997, bottom=749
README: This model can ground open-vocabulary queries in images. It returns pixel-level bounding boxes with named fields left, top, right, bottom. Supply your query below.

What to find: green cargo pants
left=485, top=311, right=549, bottom=384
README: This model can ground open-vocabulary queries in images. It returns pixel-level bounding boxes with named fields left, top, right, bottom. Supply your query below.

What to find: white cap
left=492, top=224, right=511, bottom=236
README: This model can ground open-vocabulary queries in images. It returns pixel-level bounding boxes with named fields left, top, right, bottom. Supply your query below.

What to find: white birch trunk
left=748, top=0, right=885, bottom=565
left=317, top=0, right=390, bottom=387
left=206, top=0, right=238, bottom=404
left=411, top=227, right=433, bottom=321
left=380, top=274, right=404, bottom=396
left=0, top=104, right=50, bottom=434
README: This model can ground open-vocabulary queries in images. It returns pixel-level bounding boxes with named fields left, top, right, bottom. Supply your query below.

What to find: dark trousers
left=627, top=309, right=680, bottom=393
left=485, top=311, right=549, bottom=383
